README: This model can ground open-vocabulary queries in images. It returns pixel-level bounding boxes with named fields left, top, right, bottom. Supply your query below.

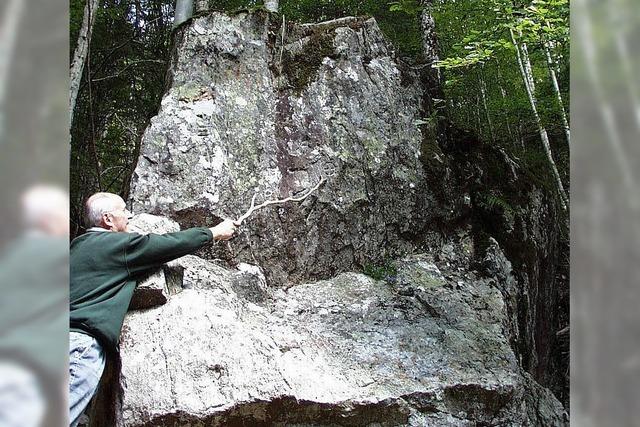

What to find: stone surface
left=116, top=245, right=567, bottom=426
left=129, top=12, right=463, bottom=286
left=128, top=269, right=168, bottom=310
left=127, top=214, right=181, bottom=235
left=446, top=133, right=570, bottom=405
left=108, top=11, right=570, bottom=427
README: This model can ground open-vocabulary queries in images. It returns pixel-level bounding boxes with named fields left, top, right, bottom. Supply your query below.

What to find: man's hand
left=210, top=219, right=240, bottom=241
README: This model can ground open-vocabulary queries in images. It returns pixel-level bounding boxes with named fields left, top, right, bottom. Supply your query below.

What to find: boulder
left=117, top=246, right=567, bottom=426
left=129, top=12, right=463, bottom=286
left=105, top=11, right=570, bottom=426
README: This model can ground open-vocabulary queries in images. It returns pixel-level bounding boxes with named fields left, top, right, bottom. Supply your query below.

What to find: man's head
left=21, top=185, right=69, bottom=237
left=85, top=193, right=132, bottom=232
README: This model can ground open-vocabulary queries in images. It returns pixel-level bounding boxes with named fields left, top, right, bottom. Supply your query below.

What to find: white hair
left=85, top=192, right=122, bottom=228
left=21, top=185, right=69, bottom=230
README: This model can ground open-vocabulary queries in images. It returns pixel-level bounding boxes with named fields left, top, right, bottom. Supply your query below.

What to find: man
left=69, top=192, right=237, bottom=426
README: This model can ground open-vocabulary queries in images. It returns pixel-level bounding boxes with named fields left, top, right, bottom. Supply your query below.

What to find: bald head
left=85, top=192, right=129, bottom=231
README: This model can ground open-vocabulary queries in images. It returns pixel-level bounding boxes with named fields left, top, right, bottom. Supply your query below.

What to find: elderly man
left=69, top=192, right=237, bottom=426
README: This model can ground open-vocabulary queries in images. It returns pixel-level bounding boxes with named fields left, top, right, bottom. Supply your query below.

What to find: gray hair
left=85, top=192, right=121, bottom=228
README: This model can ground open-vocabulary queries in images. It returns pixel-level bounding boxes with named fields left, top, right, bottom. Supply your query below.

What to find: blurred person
left=0, top=185, right=70, bottom=427
left=69, top=192, right=238, bottom=426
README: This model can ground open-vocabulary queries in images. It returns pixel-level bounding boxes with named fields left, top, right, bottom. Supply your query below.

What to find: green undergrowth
left=363, top=260, right=398, bottom=281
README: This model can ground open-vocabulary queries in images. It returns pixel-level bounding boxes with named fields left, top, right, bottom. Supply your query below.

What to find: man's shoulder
left=70, top=230, right=140, bottom=250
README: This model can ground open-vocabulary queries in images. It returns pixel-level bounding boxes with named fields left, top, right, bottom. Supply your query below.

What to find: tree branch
left=91, top=60, right=166, bottom=83
left=236, top=177, right=326, bottom=224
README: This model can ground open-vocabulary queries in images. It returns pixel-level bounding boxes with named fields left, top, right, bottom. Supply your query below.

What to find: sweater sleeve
left=124, top=227, right=213, bottom=275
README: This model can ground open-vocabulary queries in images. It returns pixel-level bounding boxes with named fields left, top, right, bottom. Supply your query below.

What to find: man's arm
left=125, top=220, right=237, bottom=274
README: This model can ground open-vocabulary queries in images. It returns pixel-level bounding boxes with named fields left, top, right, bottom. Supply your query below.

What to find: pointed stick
left=236, top=177, right=326, bottom=225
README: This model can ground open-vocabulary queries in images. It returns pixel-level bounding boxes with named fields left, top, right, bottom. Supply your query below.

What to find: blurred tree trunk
left=70, top=0, right=100, bottom=126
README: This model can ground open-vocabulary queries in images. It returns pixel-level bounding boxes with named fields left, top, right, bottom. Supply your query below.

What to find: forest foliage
left=70, top=0, right=569, bottom=235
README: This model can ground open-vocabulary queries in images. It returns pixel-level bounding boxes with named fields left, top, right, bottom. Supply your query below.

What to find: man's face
left=103, top=198, right=132, bottom=232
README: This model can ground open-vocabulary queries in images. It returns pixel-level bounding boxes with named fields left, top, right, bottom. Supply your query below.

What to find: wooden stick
left=236, top=177, right=325, bottom=224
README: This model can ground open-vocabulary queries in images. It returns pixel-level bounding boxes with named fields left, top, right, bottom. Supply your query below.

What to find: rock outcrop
left=96, top=10, right=571, bottom=426
left=129, top=11, right=464, bottom=286
left=113, top=218, right=566, bottom=426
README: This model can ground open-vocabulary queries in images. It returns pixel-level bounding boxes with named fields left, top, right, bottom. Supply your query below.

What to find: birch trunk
left=420, top=0, right=441, bottom=83
left=544, top=41, right=570, bottom=145
left=420, top=0, right=446, bottom=145
left=70, top=0, right=100, bottom=126
left=264, top=0, right=279, bottom=12
left=475, top=93, right=483, bottom=137
left=510, top=28, right=569, bottom=210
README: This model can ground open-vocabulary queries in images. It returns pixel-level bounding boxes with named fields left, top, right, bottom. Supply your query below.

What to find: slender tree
left=544, top=40, right=570, bottom=145
left=511, top=27, right=568, bottom=209
left=479, top=66, right=495, bottom=142
left=70, top=0, right=101, bottom=126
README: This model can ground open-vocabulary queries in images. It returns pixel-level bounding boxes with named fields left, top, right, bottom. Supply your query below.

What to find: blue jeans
left=69, top=332, right=105, bottom=427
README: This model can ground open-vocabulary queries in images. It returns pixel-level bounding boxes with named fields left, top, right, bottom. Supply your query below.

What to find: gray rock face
left=454, top=137, right=570, bottom=405
left=129, top=12, right=457, bottom=286
left=110, top=11, right=569, bottom=427
left=117, top=241, right=566, bottom=426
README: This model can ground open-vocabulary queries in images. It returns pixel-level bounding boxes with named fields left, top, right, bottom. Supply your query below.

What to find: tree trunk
left=174, top=0, right=193, bottom=28
left=510, top=28, right=569, bottom=210
left=420, top=0, right=441, bottom=84
left=265, top=0, right=279, bottom=13
left=70, top=0, right=100, bottom=127
left=544, top=41, right=570, bottom=145
left=0, top=0, right=25, bottom=121
left=609, top=5, right=640, bottom=132
left=475, top=93, right=483, bottom=137
left=420, top=0, right=447, bottom=145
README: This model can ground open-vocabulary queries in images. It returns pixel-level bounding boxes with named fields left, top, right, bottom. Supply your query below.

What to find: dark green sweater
left=70, top=227, right=213, bottom=352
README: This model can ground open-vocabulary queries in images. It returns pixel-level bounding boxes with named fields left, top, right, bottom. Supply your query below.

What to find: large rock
left=129, top=12, right=462, bottom=286
left=447, top=134, right=570, bottom=405
left=116, top=242, right=567, bottom=426
left=112, top=10, right=569, bottom=426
